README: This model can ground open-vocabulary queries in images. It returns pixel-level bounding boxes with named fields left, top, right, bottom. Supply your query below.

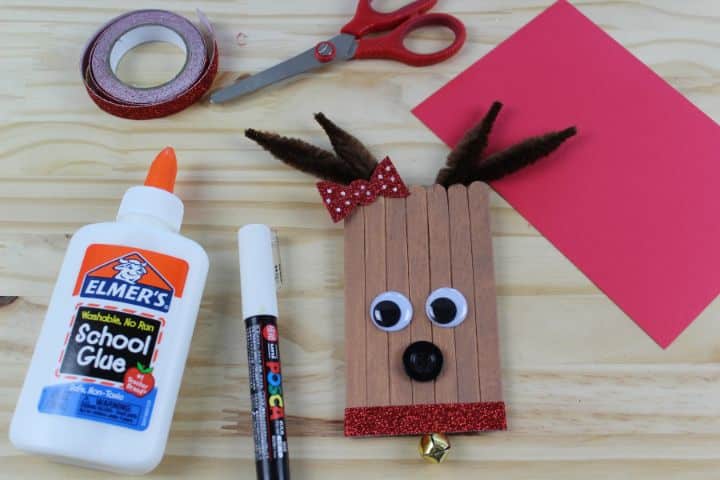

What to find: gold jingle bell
left=418, top=433, right=450, bottom=463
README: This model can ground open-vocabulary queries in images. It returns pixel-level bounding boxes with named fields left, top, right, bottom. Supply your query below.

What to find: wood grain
left=448, top=185, right=481, bottom=404
left=385, top=197, right=413, bottom=406
left=426, top=185, right=458, bottom=404
left=363, top=198, right=389, bottom=406
left=344, top=210, right=366, bottom=408
left=405, top=186, right=434, bottom=405
left=468, top=182, right=503, bottom=402
left=2, top=1, right=720, bottom=479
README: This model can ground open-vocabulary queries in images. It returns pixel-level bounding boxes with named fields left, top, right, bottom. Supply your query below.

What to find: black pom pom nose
left=403, top=341, right=443, bottom=382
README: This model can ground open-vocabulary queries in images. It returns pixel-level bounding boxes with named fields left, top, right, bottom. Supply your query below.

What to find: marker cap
left=238, top=224, right=279, bottom=319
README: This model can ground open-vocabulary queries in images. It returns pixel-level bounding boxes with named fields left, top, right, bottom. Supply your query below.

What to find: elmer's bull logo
left=79, top=252, right=174, bottom=313
left=113, top=257, right=148, bottom=284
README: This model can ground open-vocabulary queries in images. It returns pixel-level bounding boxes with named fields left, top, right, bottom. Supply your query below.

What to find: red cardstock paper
left=413, top=0, right=720, bottom=348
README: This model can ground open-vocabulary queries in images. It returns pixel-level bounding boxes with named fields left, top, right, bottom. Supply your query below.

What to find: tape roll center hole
left=110, top=25, right=188, bottom=88
left=403, top=25, right=455, bottom=54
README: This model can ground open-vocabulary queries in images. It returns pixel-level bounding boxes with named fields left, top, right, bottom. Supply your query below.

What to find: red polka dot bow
left=317, top=157, right=410, bottom=222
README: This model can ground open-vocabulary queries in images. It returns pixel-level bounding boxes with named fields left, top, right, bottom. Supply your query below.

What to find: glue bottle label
left=37, top=244, right=188, bottom=431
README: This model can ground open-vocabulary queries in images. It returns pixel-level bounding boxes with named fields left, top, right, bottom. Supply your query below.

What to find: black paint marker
left=238, top=224, right=290, bottom=480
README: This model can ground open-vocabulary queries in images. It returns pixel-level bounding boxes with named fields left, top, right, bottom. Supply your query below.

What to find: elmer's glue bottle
left=9, top=148, right=209, bottom=474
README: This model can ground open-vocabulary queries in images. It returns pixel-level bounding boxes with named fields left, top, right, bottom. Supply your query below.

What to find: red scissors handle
left=353, top=13, right=466, bottom=67
left=342, top=0, right=438, bottom=37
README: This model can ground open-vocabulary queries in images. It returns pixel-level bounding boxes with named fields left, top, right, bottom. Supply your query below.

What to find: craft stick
left=448, top=185, right=481, bottom=404
left=364, top=198, right=390, bottom=406
left=427, top=185, right=458, bottom=404
left=344, top=209, right=367, bottom=408
left=406, top=186, right=434, bottom=405
left=385, top=197, right=413, bottom=406
left=468, top=182, right=503, bottom=402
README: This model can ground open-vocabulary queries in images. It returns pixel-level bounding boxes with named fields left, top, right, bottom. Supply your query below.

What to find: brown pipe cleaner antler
left=436, top=101, right=577, bottom=186
left=246, top=113, right=377, bottom=185
left=246, top=103, right=576, bottom=188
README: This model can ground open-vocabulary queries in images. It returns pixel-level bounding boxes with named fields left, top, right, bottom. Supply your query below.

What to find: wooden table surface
left=2, top=1, right=720, bottom=478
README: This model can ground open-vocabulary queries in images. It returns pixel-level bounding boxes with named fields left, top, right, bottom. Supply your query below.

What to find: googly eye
left=425, top=288, right=467, bottom=328
left=369, top=291, right=413, bottom=332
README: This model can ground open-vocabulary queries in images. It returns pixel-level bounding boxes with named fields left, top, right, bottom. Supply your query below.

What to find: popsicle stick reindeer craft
left=246, top=103, right=576, bottom=461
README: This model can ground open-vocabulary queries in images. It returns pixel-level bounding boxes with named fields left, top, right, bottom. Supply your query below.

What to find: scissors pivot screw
left=314, top=41, right=337, bottom=63
left=209, top=1, right=466, bottom=103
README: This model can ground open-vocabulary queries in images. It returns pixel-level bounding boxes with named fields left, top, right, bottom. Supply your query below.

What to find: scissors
left=209, top=0, right=466, bottom=104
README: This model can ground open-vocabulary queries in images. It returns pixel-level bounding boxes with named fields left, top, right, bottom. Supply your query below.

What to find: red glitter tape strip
left=81, top=9, right=218, bottom=120
left=344, top=401, right=507, bottom=437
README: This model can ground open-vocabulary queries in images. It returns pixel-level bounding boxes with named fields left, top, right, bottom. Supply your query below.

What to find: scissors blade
left=209, top=34, right=357, bottom=104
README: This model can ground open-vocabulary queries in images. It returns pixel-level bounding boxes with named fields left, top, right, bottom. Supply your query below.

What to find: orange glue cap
left=144, top=147, right=177, bottom=193
left=118, top=147, right=184, bottom=232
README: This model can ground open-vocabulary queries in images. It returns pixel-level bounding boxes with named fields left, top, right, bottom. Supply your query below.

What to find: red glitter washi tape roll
left=81, top=9, right=219, bottom=120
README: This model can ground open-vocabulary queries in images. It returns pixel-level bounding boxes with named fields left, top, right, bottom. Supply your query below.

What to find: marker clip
left=271, top=229, right=283, bottom=290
